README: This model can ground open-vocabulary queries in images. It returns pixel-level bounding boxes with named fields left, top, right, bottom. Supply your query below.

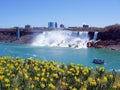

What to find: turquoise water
left=0, top=42, right=120, bottom=71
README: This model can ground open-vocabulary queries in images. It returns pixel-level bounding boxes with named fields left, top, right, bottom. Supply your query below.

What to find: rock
left=87, top=40, right=120, bottom=50
left=87, top=40, right=101, bottom=48
left=88, top=32, right=94, bottom=40
left=97, top=24, right=120, bottom=40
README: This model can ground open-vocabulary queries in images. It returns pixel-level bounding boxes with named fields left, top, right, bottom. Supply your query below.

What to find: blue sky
left=0, top=0, right=120, bottom=28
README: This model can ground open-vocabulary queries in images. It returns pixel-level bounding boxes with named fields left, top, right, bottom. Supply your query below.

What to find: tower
left=55, top=22, right=57, bottom=28
left=48, top=22, right=54, bottom=29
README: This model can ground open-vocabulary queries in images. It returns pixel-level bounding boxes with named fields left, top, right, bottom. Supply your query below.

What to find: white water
left=93, top=32, right=98, bottom=40
left=32, top=30, right=89, bottom=48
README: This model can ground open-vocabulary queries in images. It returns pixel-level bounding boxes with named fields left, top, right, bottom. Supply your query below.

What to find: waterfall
left=93, top=32, right=98, bottom=40
left=32, top=30, right=90, bottom=48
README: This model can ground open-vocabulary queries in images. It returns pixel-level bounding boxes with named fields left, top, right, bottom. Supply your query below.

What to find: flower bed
left=0, top=56, right=120, bottom=90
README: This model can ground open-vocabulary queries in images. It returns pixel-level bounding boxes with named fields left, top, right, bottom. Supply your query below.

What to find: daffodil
left=40, top=83, right=45, bottom=89
left=31, top=84, right=34, bottom=89
left=50, top=78, right=53, bottom=82
left=82, top=87, right=87, bottom=90
left=14, top=87, right=19, bottom=90
left=18, top=70, right=22, bottom=75
left=99, top=67, right=105, bottom=72
left=5, top=83, right=10, bottom=87
left=61, top=82, right=66, bottom=86
left=0, top=56, right=119, bottom=90
left=97, top=78, right=100, bottom=82
left=0, top=75, right=4, bottom=80
left=117, top=83, right=120, bottom=88
left=72, top=87, right=77, bottom=90
left=103, top=76, right=107, bottom=83
left=4, top=78, right=10, bottom=83
left=109, top=74, right=113, bottom=79
left=88, top=77, right=92, bottom=82
left=52, top=73, right=59, bottom=78
left=29, top=77, right=32, bottom=81
left=24, top=74, right=29, bottom=79
left=113, top=85, right=117, bottom=89
left=48, top=83, right=56, bottom=89
left=7, top=73, right=10, bottom=76
left=37, top=73, right=40, bottom=77
left=34, top=76, right=39, bottom=81
left=91, top=81, right=97, bottom=86
left=41, top=77, right=47, bottom=82
left=11, top=74, right=15, bottom=77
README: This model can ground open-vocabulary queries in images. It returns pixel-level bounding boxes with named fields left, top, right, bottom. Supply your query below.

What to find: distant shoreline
left=0, top=24, right=120, bottom=50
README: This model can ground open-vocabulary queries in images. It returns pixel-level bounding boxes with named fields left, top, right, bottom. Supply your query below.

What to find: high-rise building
left=55, top=22, right=57, bottom=28
left=48, top=22, right=54, bottom=29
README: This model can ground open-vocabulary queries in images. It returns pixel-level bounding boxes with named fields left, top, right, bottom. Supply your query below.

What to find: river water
left=0, top=42, right=120, bottom=71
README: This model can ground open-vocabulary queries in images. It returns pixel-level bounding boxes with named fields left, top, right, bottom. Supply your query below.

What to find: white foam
left=108, top=69, right=120, bottom=73
left=32, top=30, right=89, bottom=48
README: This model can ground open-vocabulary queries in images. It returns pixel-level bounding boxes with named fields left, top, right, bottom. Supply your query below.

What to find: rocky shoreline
left=87, top=40, right=120, bottom=50
left=88, top=24, right=120, bottom=50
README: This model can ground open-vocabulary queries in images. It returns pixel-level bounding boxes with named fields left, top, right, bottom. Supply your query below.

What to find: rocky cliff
left=88, top=24, right=120, bottom=50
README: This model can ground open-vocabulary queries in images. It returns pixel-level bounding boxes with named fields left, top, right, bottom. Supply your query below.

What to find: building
left=83, top=24, right=89, bottom=28
left=25, top=25, right=31, bottom=29
left=55, top=22, right=57, bottom=28
left=48, top=22, right=54, bottom=29
left=25, top=25, right=31, bottom=32
left=60, top=24, right=65, bottom=28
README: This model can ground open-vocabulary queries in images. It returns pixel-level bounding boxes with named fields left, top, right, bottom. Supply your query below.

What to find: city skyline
left=0, top=0, right=120, bottom=28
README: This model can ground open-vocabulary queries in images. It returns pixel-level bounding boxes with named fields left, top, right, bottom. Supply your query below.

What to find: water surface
left=0, top=42, right=120, bottom=71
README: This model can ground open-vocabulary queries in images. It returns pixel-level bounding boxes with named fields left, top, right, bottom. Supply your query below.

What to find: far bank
left=0, top=24, right=120, bottom=50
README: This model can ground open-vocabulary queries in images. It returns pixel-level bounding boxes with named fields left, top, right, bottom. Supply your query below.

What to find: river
left=0, top=42, right=120, bottom=71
